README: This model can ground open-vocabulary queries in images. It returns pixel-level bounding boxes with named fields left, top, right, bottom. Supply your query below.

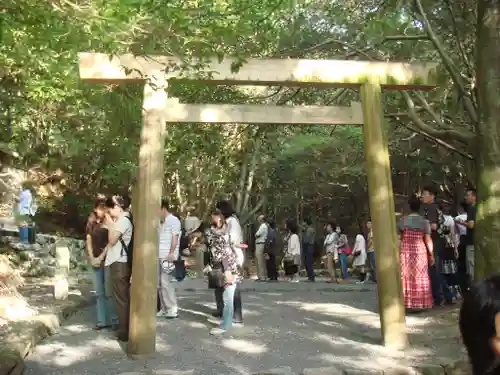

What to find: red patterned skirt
left=400, top=229, right=433, bottom=309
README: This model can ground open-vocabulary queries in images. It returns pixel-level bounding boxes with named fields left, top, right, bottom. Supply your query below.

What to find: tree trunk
left=475, top=0, right=500, bottom=278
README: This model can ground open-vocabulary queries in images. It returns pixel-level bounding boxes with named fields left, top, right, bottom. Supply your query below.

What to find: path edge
left=0, top=291, right=94, bottom=375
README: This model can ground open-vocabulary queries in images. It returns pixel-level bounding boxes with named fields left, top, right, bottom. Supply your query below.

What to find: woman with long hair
left=205, top=210, right=243, bottom=335
left=399, top=194, right=434, bottom=311
left=214, top=200, right=244, bottom=324
left=85, top=199, right=118, bottom=330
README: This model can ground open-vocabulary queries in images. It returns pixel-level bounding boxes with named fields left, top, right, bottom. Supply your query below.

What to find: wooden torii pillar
left=78, top=53, right=437, bottom=355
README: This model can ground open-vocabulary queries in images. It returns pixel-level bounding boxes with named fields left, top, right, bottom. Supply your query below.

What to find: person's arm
left=466, top=206, right=476, bottom=229
left=423, top=221, right=434, bottom=263
left=324, top=234, right=335, bottom=246
left=170, top=219, right=181, bottom=257
left=255, top=223, right=265, bottom=238
left=86, top=233, right=94, bottom=260
left=108, top=215, right=125, bottom=246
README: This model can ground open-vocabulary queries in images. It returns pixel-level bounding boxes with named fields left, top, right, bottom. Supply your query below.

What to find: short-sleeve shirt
left=159, top=213, right=182, bottom=259
left=398, top=214, right=431, bottom=235
left=85, top=214, right=108, bottom=258
left=104, top=212, right=133, bottom=266
left=465, top=205, right=476, bottom=245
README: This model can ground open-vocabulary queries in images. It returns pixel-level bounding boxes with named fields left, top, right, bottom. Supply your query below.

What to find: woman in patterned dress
left=205, top=210, right=243, bottom=335
left=398, top=194, right=435, bottom=311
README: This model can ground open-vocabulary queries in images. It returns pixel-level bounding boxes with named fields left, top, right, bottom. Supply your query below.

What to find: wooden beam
left=360, top=82, right=407, bottom=349
left=127, top=78, right=167, bottom=358
left=78, top=53, right=438, bottom=89
left=164, top=101, right=363, bottom=125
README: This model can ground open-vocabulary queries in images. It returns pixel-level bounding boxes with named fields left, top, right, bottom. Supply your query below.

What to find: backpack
left=119, top=215, right=134, bottom=270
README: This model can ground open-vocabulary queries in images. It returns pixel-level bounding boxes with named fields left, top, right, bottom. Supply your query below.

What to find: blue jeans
left=221, top=283, right=237, bottom=330
left=302, top=243, right=315, bottom=281
left=94, top=267, right=118, bottom=327
left=367, top=251, right=376, bottom=281
left=429, top=251, right=454, bottom=304
left=339, top=253, right=349, bottom=279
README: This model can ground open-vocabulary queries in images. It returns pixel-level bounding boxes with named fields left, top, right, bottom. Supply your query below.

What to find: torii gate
left=78, top=53, right=437, bottom=357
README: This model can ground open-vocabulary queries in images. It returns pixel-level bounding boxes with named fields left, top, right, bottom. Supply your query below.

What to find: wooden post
left=127, top=78, right=167, bottom=357
left=360, top=82, right=407, bottom=349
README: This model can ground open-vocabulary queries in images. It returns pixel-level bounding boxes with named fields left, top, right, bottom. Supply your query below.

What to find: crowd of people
left=398, top=186, right=476, bottom=312
left=85, top=196, right=248, bottom=339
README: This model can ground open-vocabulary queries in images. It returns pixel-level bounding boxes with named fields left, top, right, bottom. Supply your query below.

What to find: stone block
left=52, top=278, right=69, bottom=301
left=443, top=361, right=471, bottom=375
left=410, top=364, right=445, bottom=375
left=54, top=245, right=70, bottom=277
left=302, top=366, right=344, bottom=375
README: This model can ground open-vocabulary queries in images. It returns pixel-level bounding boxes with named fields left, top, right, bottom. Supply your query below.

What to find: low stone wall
left=0, top=234, right=87, bottom=278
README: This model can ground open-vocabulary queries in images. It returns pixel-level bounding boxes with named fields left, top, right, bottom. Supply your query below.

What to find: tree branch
left=414, top=0, right=478, bottom=124
left=402, top=91, right=474, bottom=145
left=383, top=35, right=430, bottom=41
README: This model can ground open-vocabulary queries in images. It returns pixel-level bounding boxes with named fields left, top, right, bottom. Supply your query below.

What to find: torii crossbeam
left=78, top=53, right=438, bottom=357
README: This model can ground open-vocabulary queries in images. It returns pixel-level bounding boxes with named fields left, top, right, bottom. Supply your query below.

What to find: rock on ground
left=23, top=279, right=467, bottom=375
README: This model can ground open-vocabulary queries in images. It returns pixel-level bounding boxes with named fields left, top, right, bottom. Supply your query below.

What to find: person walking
left=254, top=215, right=268, bottom=281
left=157, top=199, right=181, bottom=319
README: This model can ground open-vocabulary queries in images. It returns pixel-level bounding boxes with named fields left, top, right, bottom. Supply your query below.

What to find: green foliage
left=0, top=0, right=476, bottom=234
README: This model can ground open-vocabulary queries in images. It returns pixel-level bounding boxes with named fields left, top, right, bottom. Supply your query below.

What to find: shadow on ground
left=23, top=279, right=465, bottom=375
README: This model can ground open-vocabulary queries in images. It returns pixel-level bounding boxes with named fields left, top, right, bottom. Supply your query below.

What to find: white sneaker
left=356, top=280, right=365, bottom=284
left=165, top=309, right=178, bottom=319
left=210, top=327, right=226, bottom=335
left=156, top=310, right=166, bottom=318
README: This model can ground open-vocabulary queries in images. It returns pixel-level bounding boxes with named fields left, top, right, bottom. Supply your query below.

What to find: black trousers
left=457, top=236, right=469, bottom=292
left=215, top=283, right=243, bottom=322
left=266, top=253, right=278, bottom=280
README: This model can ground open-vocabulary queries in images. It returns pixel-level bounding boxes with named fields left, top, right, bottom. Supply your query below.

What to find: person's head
left=335, top=225, right=342, bottom=234
left=408, top=193, right=422, bottom=213
left=186, top=206, right=195, bottom=216
left=21, top=181, right=34, bottom=193
left=421, top=185, right=438, bottom=204
left=325, top=221, right=336, bottom=233
left=257, top=214, right=265, bottom=223
left=93, top=199, right=106, bottom=219
left=285, top=219, right=298, bottom=234
left=366, top=219, right=372, bottom=230
left=211, top=210, right=225, bottom=228
left=466, top=188, right=477, bottom=206
left=215, top=200, right=234, bottom=219
left=160, top=199, right=170, bottom=219
left=304, top=218, right=312, bottom=226
left=121, top=196, right=131, bottom=211
left=460, top=275, right=500, bottom=375
left=104, top=195, right=126, bottom=219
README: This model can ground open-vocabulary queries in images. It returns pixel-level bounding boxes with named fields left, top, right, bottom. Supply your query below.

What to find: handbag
left=208, top=267, right=225, bottom=289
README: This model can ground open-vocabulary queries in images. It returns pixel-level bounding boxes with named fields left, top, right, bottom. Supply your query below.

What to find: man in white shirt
left=157, top=199, right=181, bottom=319
left=104, top=196, right=133, bottom=342
left=254, top=215, right=268, bottom=281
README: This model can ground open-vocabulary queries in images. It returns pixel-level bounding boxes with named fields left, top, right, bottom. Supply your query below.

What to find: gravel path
left=23, top=278, right=465, bottom=375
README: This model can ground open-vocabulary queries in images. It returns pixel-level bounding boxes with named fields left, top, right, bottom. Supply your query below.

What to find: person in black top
left=265, top=221, right=278, bottom=281
left=456, top=188, right=477, bottom=282
left=420, top=185, right=454, bottom=306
